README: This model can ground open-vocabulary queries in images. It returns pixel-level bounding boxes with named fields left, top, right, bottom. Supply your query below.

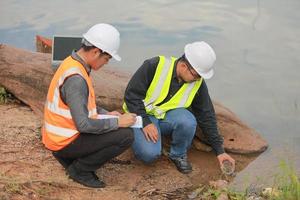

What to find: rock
left=209, top=180, right=228, bottom=190
left=246, top=183, right=263, bottom=198
left=196, top=101, right=268, bottom=154
left=246, top=196, right=263, bottom=200
left=261, top=187, right=279, bottom=198
left=187, top=185, right=205, bottom=199
left=192, top=138, right=212, bottom=152
left=217, top=193, right=228, bottom=200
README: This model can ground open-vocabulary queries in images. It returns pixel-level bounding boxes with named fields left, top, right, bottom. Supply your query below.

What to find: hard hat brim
left=112, top=53, right=121, bottom=61
left=83, top=31, right=121, bottom=61
left=198, top=68, right=214, bottom=79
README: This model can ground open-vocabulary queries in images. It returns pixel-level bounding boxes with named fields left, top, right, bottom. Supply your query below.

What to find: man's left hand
left=107, top=111, right=122, bottom=116
left=217, top=153, right=235, bottom=168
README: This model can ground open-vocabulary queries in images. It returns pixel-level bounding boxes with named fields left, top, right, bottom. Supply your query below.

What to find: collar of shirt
left=172, top=59, right=178, bottom=78
left=172, top=59, right=182, bottom=84
left=71, top=50, right=92, bottom=75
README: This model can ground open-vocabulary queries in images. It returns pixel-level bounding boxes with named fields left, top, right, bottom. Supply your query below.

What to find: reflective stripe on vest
left=44, top=122, right=78, bottom=137
left=47, top=67, right=81, bottom=119
left=45, top=67, right=97, bottom=119
left=144, top=56, right=173, bottom=109
left=123, top=56, right=202, bottom=119
left=151, top=79, right=202, bottom=118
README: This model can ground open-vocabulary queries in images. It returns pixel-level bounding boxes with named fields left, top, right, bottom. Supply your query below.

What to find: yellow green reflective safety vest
left=123, top=56, right=203, bottom=119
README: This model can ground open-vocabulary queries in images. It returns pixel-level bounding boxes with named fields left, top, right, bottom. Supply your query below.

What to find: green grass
left=0, top=86, right=8, bottom=104
left=227, top=190, right=246, bottom=200
left=3, top=182, right=22, bottom=195
left=0, top=86, right=16, bottom=104
left=191, top=161, right=299, bottom=200
left=270, top=161, right=300, bottom=200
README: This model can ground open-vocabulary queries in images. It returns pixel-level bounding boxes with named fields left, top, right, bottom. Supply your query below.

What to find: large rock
left=196, top=102, right=268, bottom=154
left=0, top=44, right=268, bottom=154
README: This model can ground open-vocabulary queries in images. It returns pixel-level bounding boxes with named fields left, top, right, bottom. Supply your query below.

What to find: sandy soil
left=0, top=102, right=257, bottom=200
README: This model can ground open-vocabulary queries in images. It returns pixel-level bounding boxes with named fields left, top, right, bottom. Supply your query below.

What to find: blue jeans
left=132, top=108, right=197, bottom=164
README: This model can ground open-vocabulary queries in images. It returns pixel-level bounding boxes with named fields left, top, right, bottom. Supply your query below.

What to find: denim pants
left=132, top=108, right=197, bottom=163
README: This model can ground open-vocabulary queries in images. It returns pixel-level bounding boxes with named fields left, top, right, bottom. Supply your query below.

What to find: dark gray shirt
left=59, top=51, right=118, bottom=134
left=124, top=56, right=224, bottom=155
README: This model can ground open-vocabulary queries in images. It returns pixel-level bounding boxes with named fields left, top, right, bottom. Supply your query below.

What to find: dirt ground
left=0, top=101, right=257, bottom=200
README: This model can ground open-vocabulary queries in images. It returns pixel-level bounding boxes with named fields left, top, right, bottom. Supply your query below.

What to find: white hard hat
left=83, top=23, right=121, bottom=61
left=184, top=41, right=216, bottom=79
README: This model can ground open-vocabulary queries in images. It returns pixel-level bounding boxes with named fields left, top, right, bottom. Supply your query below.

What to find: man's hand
left=107, top=111, right=122, bottom=116
left=217, top=153, right=235, bottom=168
left=143, top=123, right=159, bottom=143
left=118, top=113, right=137, bottom=127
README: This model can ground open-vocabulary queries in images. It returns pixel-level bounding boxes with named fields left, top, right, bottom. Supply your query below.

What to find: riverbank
left=0, top=92, right=299, bottom=200
left=0, top=92, right=256, bottom=199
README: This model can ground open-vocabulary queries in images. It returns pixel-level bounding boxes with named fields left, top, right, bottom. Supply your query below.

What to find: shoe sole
left=68, top=174, right=106, bottom=188
left=178, top=168, right=192, bottom=174
left=67, top=166, right=106, bottom=188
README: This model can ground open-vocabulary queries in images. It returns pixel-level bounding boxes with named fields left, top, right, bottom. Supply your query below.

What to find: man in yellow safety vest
left=123, top=41, right=235, bottom=174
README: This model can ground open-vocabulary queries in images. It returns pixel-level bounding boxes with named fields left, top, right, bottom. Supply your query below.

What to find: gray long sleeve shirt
left=124, top=56, right=224, bottom=155
left=59, top=51, right=118, bottom=134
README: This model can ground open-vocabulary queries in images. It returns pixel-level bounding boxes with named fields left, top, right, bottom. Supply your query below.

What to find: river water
left=1, top=0, right=299, bottom=190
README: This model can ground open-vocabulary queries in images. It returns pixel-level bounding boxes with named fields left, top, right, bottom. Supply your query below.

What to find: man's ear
left=178, top=61, right=185, bottom=70
left=182, top=62, right=188, bottom=69
left=92, top=48, right=100, bottom=59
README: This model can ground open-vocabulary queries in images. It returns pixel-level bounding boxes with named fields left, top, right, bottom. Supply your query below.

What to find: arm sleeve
left=97, top=106, right=108, bottom=114
left=60, top=75, right=118, bottom=134
left=191, top=81, right=225, bottom=155
left=124, top=57, right=159, bottom=127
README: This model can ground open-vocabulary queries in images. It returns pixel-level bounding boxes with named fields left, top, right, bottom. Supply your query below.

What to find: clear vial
left=221, top=160, right=235, bottom=175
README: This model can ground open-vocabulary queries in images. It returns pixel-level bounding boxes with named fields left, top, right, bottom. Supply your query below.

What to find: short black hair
left=80, top=43, right=112, bottom=58
left=179, top=54, right=192, bottom=66
left=179, top=54, right=186, bottom=62
left=80, top=43, right=97, bottom=52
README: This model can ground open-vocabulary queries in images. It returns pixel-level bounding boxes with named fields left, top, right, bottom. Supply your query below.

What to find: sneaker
left=169, top=155, right=192, bottom=174
left=67, top=164, right=106, bottom=188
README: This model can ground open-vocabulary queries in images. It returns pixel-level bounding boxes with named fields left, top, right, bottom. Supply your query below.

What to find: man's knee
left=175, top=114, right=197, bottom=130
left=168, top=108, right=196, bottom=126
left=134, top=148, right=161, bottom=164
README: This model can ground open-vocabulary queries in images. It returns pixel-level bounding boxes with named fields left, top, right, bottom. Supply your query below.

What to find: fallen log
left=0, top=44, right=268, bottom=154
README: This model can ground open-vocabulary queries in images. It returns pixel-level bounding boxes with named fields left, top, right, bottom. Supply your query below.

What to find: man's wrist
left=214, top=146, right=225, bottom=156
left=142, top=116, right=152, bottom=128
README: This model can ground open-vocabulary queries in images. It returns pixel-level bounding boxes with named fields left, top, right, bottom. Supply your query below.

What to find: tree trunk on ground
left=0, top=44, right=268, bottom=154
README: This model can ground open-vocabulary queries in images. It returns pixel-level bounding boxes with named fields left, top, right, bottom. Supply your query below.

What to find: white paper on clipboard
left=97, top=115, right=143, bottom=128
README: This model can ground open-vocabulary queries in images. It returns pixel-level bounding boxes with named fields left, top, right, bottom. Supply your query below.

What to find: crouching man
left=42, top=23, right=136, bottom=188
left=123, top=41, right=235, bottom=174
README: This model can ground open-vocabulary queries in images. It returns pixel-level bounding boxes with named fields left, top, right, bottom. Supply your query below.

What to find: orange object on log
left=36, top=35, right=52, bottom=53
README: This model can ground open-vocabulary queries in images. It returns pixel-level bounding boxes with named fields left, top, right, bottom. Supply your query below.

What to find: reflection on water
left=1, top=0, right=299, bottom=189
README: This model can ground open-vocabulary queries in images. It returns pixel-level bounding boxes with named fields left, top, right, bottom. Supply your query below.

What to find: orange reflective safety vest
left=42, top=56, right=97, bottom=151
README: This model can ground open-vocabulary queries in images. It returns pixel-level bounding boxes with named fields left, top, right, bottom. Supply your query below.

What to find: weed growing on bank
left=0, top=86, right=9, bottom=104
left=0, top=86, right=19, bottom=104
left=189, top=161, right=299, bottom=199
left=270, top=161, right=300, bottom=200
